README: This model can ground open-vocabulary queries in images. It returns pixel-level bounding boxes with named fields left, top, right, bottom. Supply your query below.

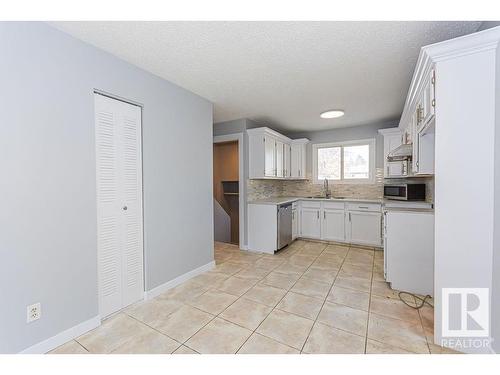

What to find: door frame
left=94, top=90, right=146, bottom=319
left=213, top=133, right=245, bottom=249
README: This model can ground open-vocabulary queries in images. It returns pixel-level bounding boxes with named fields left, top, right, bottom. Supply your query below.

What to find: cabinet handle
left=317, top=211, right=320, bottom=219
left=359, top=206, right=369, bottom=209
left=323, top=211, right=326, bottom=220
left=349, top=212, right=351, bottom=221
left=299, top=169, right=301, bottom=177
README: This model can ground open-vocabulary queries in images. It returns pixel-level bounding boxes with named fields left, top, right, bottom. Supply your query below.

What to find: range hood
left=387, top=143, right=413, bottom=162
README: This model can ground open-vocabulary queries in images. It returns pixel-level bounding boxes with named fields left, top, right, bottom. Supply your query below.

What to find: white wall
left=0, top=22, right=213, bottom=353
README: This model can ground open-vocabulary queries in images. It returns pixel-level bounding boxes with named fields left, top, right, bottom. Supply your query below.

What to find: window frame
left=312, top=138, right=376, bottom=184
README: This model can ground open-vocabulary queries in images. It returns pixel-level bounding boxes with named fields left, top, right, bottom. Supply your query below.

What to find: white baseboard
left=20, top=316, right=100, bottom=354
left=144, top=260, right=216, bottom=300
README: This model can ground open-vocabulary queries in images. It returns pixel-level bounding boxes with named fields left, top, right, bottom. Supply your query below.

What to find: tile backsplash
left=247, top=167, right=434, bottom=202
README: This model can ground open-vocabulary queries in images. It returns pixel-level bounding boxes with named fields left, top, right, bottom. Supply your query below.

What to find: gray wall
left=287, top=121, right=398, bottom=175
left=477, top=21, right=500, bottom=32
left=0, top=22, right=213, bottom=353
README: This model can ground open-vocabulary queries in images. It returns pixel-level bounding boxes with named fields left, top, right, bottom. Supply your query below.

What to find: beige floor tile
left=220, top=298, right=272, bottom=330
left=311, top=259, right=343, bottom=271
left=256, top=309, right=314, bottom=350
left=77, top=314, right=151, bottom=354
left=173, top=345, right=199, bottom=354
left=370, top=295, right=421, bottom=324
left=262, top=271, right=300, bottom=290
left=303, top=322, right=365, bottom=354
left=419, top=304, right=434, bottom=332
left=157, top=280, right=210, bottom=303
left=111, top=330, right=181, bottom=354
left=327, top=285, right=370, bottom=311
left=302, top=241, right=328, bottom=252
left=253, top=258, right=284, bottom=271
left=274, top=262, right=308, bottom=275
left=212, top=262, right=244, bottom=276
left=276, top=292, right=324, bottom=320
left=334, top=275, right=371, bottom=293
left=371, top=280, right=400, bottom=299
left=302, top=267, right=338, bottom=283
left=126, top=298, right=184, bottom=326
left=235, top=267, right=270, bottom=280
left=368, top=313, right=429, bottom=353
left=366, top=339, right=414, bottom=354
left=323, top=245, right=349, bottom=257
left=187, top=289, right=238, bottom=315
left=291, top=277, right=331, bottom=299
left=339, top=263, right=372, bottom=279
left=372, top=269, right=385, bottom=281
left=429, top=343, right=461, bottom=354
left=153, top=305, right=214, bottom=343
left=186, top=317, right=252, bottom=354
left=287, top=255, right=316, bottom=267
left=243, top=283, right=288, bottom=307
left=49, top=340, right=88, bottom=354
left=318, top=302, right=368, bottom=336
left=238, top=333, right=299, bottom=354
left=295, top=247, right=324, bottom=257
left=216, top=276, right=259, bottom=296
left=190, top=272, right=229, bottom=287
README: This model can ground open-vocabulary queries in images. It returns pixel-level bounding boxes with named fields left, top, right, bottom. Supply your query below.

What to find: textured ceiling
left=50, top=21, right=481, bottom=132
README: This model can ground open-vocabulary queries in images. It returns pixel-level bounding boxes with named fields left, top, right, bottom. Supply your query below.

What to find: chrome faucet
left=324, top=178, right=331, bottom=199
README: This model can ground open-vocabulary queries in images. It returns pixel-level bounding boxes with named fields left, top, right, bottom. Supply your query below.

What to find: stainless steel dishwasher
left=277, top=202, right=293, bottom=249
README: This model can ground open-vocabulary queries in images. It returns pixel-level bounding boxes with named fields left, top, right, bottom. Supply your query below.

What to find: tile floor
left=49, top=240, right=459, bottom=354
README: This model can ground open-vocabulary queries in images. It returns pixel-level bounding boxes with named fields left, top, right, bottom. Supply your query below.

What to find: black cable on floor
left=398, top=291, right=433, bottom=309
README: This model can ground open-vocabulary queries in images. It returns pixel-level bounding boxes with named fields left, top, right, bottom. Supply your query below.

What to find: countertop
left=248, top=196, right=434, bottom=210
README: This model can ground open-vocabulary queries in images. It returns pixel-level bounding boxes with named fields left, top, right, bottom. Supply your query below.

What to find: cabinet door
left=284, top=144, right=291, bottom=177
left=292, top=208, right=298, bottom=240
left=264, top=135, right=276, bottom=177
left=290, top=143, right=300, bottom=178
left=384, top=134, right=404, bottom=178
left=422, top=69, right=435, bottom=125
left=300, top=208, right=321, bottom=239
left=346, top=211, right=382, bottom=247
left=322, top=208, right=345, bottom=242
left=275, top=140, right=284, bottom=178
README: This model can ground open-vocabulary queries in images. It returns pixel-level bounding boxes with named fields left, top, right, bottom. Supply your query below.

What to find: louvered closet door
left=95, top=93, right=144, bottom=318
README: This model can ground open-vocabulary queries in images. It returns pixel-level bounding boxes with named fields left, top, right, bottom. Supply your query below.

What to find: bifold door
left=94, top=93, right=144, bottom=318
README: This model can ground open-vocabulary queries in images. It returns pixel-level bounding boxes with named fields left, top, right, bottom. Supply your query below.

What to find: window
left=312, top=139, right=375, bottom=184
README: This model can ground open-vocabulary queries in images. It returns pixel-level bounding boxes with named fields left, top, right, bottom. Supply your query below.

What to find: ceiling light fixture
left=320, top=110, right=345, bottom=119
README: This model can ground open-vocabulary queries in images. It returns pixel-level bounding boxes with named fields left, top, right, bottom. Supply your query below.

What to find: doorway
left=213, top=141, right=240, bottom=245
left=94, top=93, right=144, bottom=318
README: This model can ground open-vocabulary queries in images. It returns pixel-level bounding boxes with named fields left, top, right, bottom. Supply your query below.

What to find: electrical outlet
left=27, top=303, right=41, bottom=323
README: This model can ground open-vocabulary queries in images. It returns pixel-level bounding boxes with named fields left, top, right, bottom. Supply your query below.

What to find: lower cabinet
left=346, top=210, right=382, bottom=247
left=321, top=208, right=345, bottom=242
left=300, top=206, right=321, bottom=239
left=296, top=200, right=382, bottom=247
left=292, top=206, right=298, bottom=240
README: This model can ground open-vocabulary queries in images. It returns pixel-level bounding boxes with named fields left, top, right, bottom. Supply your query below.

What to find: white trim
left=19, top=316, right=100, bottom=354
left=398, top=26, right=500, bottom=131
left=312, top=138, right=376, bottom=185
left=144, top=260, right=216, bottom=300
left=213, top=133, right=246, bottom=249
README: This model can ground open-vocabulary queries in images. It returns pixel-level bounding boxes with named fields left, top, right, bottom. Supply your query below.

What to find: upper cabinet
left=248, top=127, right=309, bottom=180
left=379, top=128, right=408, bottom=178
left=290, top=139, right=308, bottom=179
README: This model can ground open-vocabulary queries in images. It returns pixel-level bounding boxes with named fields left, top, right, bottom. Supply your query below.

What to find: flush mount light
left=320, top=110, right=345, bottom=119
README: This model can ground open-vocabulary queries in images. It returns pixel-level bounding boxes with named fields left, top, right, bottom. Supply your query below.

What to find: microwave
left=384, top=183, right=426, bottom=201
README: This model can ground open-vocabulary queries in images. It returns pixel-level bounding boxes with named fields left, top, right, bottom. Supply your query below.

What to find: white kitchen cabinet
left=290, top=139, right=308, bottom=179
left=321, top=208, right=345, bottom=242
left=248, top=127, right=308, bottom=180
left=275, top=140, right=284, bottom=178
left=421, top=69, right=436, bottom=127
left=346, top=210, right=382, bottom=247
left=378, top=128, right=407, bottom=178
left=292, top=204, right=298, bottom=240
left=264, top=134, right=276, bottom=177
left=300, top=205, right=321, bottom=239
